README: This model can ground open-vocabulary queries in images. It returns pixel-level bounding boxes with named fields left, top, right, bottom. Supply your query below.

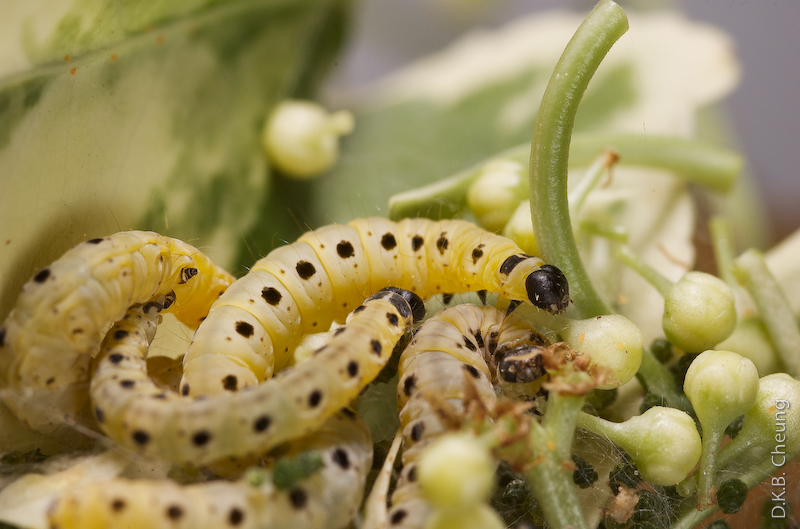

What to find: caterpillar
left=90, top=288, right=422, bottom=465
left=387, top=304, right=550, bottom=528
left=0, top=232, right=233, bottom=433
left=180, top=217, right=570, bottom=397
left=47, top=409, right=373, bottom=529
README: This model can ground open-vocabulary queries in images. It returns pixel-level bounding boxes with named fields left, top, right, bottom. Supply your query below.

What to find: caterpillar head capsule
left=525, top=264, right=570, bottom=314
left=367, top=287, right=426, bottom=323
left=497, top=344, right=546, bottom=384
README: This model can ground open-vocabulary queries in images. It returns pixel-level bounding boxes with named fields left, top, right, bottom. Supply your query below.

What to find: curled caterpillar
left=47, top=409, right=373, bottom=529
left=388, top=304, right=549, bottom=528
left=0, top=232, right=233, bottom=433
left=91, top=288, right=422, bottom=465
left=181, top=217, right=569, bottom=397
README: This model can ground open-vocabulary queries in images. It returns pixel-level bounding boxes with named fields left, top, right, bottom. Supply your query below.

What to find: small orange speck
left=769, top=405, right=777, bottom=413
left=547, top=440, right=556, bottom=451
left=579, top=333, right=586, bottom=344
left=617, top=293, right=628, bottom=305
left=111, top=53, right=118, bottom=61
left=616, top=341, right=626, bottom=350
left=70, top=68, right=77, bottom=75
left=5, top=240, right=11, bottom=245
left=64, top=54, right=70, bottom=62
left=145, top=25, right=152, bottom=33
left=156, top=34, right=166, bottom=44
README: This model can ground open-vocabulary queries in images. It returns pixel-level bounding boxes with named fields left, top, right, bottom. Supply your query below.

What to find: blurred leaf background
left=2, top=0, right=798, bottom=325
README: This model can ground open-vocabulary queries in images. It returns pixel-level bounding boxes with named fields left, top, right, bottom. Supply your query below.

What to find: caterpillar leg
left=0, top=232, right=233, bottom=433
left=180, top=217, right=569, bottom=397
left=47, top=410, right=373, bottom=529
left=91, top=289, right=422, bottom=465
left=389, top=304, right=550, bottom=528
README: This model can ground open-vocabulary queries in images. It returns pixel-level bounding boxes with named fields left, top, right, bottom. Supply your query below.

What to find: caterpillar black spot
left=181, top=217, right=569, bottom=396
left=91, top=289, right=419, bottom=465
left=388, top=304, right=550, bottom=527
left=0, top=232, right=233, bottom=433
left=47, top=410, right=372, bottom=529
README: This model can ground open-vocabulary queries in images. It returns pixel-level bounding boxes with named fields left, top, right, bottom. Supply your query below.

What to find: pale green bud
left=615, top=407, right=701, bottom=486
left=684, top=350, right=759, bottom=433
left=262, top=100, right=354, bottom=179
left=503, top=200, right=538, bottom=255
left=417, top=433, right=495, bottom=510
left=559, top=314, right=643, bottom=389
left=663, top=272, right=737, bottom=352
left=716, top=316, right=781, bottom=376
left=738, top=373, right=800, bottom=455
left=424, top=504, right=505, bottom=529
left=466, top=159, right=527, bottom=232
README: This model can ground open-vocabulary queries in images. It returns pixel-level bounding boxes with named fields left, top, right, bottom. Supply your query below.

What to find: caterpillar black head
left=525, top=264, right=570, bottom=314
left=498, top=344, right=545, bottom=384
left=368, top=287, right=426, bottom=323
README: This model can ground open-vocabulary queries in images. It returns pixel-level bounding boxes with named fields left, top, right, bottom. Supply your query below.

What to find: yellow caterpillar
left=91, top=289, right=420, bottom=465
left=47, top=409, right=373, bottom=529
left=0, top=232, right=233, bottom=433
left=181, top=217, right=569, bottom=397
left=388, top=304, right=549, bottom=528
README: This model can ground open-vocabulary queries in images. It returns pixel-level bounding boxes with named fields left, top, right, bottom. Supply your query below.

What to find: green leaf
left=0, top=0, right=348, bottom=321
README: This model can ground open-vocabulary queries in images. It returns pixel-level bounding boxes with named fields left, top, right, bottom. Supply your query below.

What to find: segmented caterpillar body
left=0, top=232, right=233, bottom=433
left=388, top=304, right=549, bottom=528
left=181, top=217, right=569, bottom=397
left=47, top=409, right=373, bottom=529
left=91, top=289, right=420, bottom=465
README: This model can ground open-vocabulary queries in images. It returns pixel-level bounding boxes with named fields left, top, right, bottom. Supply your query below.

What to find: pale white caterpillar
left=180, top=217, right=570, bottom=397
left=47, top=409, right=373, bottom=529
left=90, top=289, right=421, bottom=465
left=0, top=232, right=233, bottom=433
left=387, top=304, right=549, bottom=528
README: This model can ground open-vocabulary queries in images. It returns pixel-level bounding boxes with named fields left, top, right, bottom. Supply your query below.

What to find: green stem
left=568, top=150, right=617, bottom=223
left=696, top=428, right=724, bottom=510
left=387, top=144, right=529, bottom=220
left=709, top=216, right=737, bottom=287
left=636, top=347, right=692, bottom=412
left=387, top=134, right=742, bottom=222
left=529, top=0, right=627, bottom=319
left=524, top=396, right=589, bottom=529
left=733, top=249, right=800, bottom=378
left=569, top=134, right=742, bottom=192
left=616, top=244, right=673, bottom=297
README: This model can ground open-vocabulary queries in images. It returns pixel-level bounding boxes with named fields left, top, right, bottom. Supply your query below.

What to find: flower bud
left=716, top=316, right=781, bottom=376
left=737, top=373, right=800, bottom=456
left=559, top=314, right=643, bottom=389
left=424, top=504, right=505, bottom=529
left=466, top=159, right=527, bottom=232
left=417, top=433, right=495, bottom=510
left=579, top=407, right=701, bottom=486
left=262, top=100, right=354, bottom=178
left=662, top=272, right=737, bottom=352
left=503, top=200, right=538, bottom=255
left=683, top=350, right=759, bottom=433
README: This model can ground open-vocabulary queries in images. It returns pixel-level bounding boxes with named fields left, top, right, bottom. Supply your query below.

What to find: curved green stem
left=529, top=0, right=627, bottom=319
